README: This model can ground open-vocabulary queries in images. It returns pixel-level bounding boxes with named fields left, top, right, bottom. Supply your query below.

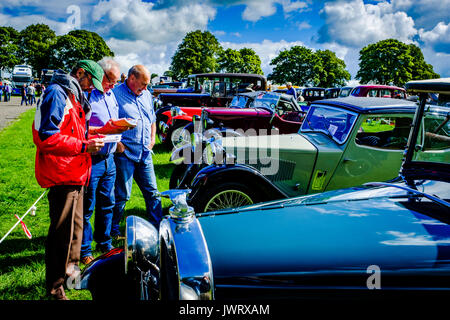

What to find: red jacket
left=33, top=83, right=91, bottom=188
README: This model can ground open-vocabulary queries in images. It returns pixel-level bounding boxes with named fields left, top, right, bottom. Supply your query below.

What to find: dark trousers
left=81, top=154, right=115, bottom=258
left=45, top=185, right=84, bottom=295
left=21, top=95, right=28, bottom=105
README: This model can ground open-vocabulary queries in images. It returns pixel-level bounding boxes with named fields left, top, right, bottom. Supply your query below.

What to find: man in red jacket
left=33, top=60, right=105, bottom=300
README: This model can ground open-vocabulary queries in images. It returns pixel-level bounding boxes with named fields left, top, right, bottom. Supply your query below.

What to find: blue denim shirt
left=112, top=82, right=155, bottom=163
left=88, top=89, right=119, bottom=155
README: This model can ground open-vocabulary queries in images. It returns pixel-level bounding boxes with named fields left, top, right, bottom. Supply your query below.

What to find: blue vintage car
left=78, top=78, right=450, bottom=300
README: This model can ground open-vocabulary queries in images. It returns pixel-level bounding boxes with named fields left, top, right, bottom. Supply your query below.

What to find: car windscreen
left=301, top=105, right=358, bottom=144
left=250, top=92, right=280, bottom=111
left=413, top=104, right=450, bottom=165
left=230, top=95, right=249, bottom=108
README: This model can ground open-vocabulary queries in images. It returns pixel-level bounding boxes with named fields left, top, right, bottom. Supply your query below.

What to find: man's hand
left=86, top=138, right=105, bottom=153
left=116, top=141, right=126, bottom=153
left=147, top=140, right=155, bottom=150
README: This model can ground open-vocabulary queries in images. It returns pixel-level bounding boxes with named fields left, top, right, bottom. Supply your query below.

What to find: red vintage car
left=155, top=73, right=267, bottom=148
left=168, top=91, right=307, bottom=188
left=350, top=85, right=406, bottom=98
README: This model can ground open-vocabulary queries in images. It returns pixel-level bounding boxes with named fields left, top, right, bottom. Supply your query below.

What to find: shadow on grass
left=154, top=162, right=175, bottom=180
left=0, top=237, right=46, bottom=274
left=0, top=253, right=45, bottom=274
left=152, top=142, right=171, bottom=154
left=0, top=237, right=46, bottom=255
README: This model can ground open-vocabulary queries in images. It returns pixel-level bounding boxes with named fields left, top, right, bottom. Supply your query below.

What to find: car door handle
left=343, top=158, right=356, bottom=163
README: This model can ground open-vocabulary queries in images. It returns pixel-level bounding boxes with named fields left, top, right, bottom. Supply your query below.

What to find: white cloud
left=392, top=0, right=450, bottom=29
left=296, top=21, right=311, bottom=30
left=91, top=0, right=217, bottom=44
left=241, top=0, right=309, bottom=22
left=422, top=47, right=450, bottom=78
left=241, top=0, right=278, bottom=22
left=222, top=39, right=306, bottom=76
left=0, top=13, right=76, bottom=35
left=106, top=37, right=176, bottom=77
left=318, top=0, right=417, bottom=47
left=419, top=22, right=450, bottom=53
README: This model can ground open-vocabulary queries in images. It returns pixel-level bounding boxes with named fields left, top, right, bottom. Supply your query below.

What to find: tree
left=408, top=43, right=440, bottom=81
left=218, top=48, right=244, bottom=73
left=218, top=47, right=263, bottom=75
left=356, top=39, right=439, bottom=87
left=240, top=48, right=263, bottom=75
left=170, top=30, right=223, bottom=79
left=0, top=26, right=21, bottom=71
left=50, top=30, right=114, bottom=71
left=19, top=24, right=57, bottom=75
left=313, top=50, right=350, bottom=87
left=268, top=45, right=316, bottom=86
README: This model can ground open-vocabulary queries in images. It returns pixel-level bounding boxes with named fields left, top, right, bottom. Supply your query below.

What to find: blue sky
left=0, top=0, right=449, bottom=84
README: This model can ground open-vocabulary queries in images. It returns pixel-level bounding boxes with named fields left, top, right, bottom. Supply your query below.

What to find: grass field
left=0, top=109, right=174, bottom=300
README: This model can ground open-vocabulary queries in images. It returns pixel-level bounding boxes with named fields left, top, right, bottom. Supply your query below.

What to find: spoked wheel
left=205, top=190, right=254, bottom=212
left=170, top=126, right=191, bottom=149
left=196, top=182, right=259, bottom=213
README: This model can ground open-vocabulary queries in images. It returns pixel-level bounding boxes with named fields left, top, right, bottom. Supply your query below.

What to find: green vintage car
left=188, top=97, right=428, bottom=212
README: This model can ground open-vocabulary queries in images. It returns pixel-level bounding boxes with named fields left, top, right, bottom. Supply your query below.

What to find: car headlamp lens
left=125, top=216, right=159, bottom=274
left=204, top=143, right=215, bottom=165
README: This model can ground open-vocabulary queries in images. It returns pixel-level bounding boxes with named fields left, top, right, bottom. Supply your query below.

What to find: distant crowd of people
left=0, top=81, right=12, bottom=102
left=33, top=58, right=161, bottom=300
left=0, top=81, right=46, bottom=105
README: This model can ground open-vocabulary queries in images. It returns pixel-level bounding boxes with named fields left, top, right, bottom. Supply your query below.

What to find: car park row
left=79, top=76, right=449, bottom=301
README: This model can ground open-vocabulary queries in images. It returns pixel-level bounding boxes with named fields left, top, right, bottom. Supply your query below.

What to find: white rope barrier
left=0, top=190, right=47, bottom=244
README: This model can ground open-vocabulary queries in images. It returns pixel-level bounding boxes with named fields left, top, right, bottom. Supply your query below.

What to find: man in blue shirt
left=80, top=58, right=127, bottom=265
left=285, top=82, right=297, bottom=100
left=111, top=65, right=162, bottom=236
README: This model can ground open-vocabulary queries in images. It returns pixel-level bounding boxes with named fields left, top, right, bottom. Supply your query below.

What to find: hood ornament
left=160, top=189, right=195, bottom=221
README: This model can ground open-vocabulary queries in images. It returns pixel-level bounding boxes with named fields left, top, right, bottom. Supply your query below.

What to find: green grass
left=0, top=109, right=174, bottom=300
left=361, top=120, right=395, bottom=133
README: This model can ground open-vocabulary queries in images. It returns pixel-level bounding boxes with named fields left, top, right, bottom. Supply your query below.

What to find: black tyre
left=169, top=164, right=187, bottom=189
left=194, top=182, right=260, bottom=213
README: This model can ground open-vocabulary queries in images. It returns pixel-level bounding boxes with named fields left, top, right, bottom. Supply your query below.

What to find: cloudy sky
left=1, top=0, right=449, bottom=83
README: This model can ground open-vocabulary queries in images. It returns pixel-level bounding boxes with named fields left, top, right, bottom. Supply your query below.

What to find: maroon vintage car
left=181, top=91, right=307, bottom=143
left=169, top=91, right=307, bottom=188
left=156, top=73, right=268, bottom=148
left=350, top=85, right=406, bottom=98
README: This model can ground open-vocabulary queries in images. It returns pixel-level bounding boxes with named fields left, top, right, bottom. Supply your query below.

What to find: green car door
left=326, top=114, right=414, bottom=191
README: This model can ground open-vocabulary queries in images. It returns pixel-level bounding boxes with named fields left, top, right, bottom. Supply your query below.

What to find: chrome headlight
left=190, top=132, right=203, bottom=152
left=125, top=216, right=159, bottom=274
left=203, top=140, right=224, bottom=165
left=160, top=122, right=169, bottom=134
left=170, top=106, right=184, bottom=117
left=154, top=98, right=163, bottom=109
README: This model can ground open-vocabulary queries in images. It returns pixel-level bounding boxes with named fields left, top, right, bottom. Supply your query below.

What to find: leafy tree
left=218, top=48, right=244, bottom=73
left=240, top=48, right=263, bottom=75
left=356, top=39, right=439, bottom=87
left=218, top=47, right=263, bottom=75
left=313, top=49, right=350, bottom=87
left=19, top=24, right=57, bottom=75
left=268, top=45, right=316, bottom=86
left=408, top=43, right=440, bottom=81
left=50, top=30, right=114, bottom=71
left=170, top=30, right=223, bottom=79
left=0, top=26, right=21, bottom=71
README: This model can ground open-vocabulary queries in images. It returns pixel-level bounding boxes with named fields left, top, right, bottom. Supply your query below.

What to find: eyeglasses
left=81, top=72, right=93, bottom=83
left=104, top=72, right=112, bottom=84
left=104, top=72, right=117, bottom=85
